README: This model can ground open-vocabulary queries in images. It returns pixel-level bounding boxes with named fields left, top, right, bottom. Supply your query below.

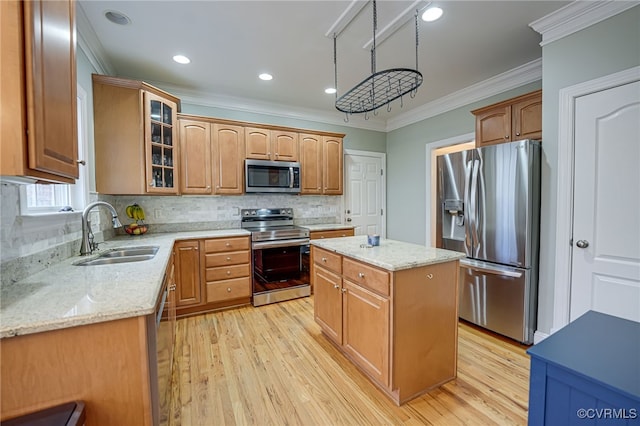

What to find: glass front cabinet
left=145, top=92, right=178, bottom=193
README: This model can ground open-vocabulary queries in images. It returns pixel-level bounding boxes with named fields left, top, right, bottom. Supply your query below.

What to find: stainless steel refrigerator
left=436, top=139, right=541, bottom=344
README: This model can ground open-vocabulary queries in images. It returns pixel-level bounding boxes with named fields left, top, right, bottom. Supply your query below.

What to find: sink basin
left=99, top=246, right=159, bottom=258
left=73, top=245, right=159, bottom=266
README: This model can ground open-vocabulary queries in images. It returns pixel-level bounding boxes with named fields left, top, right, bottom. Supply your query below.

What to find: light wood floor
left=169, top=296, right=530, bottom=426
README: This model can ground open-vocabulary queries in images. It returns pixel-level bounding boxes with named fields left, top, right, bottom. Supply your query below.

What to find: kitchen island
left=311, top=235, right=464, bottom=405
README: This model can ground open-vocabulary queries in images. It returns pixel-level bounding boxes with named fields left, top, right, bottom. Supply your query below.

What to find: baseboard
left=533, top=330, right=550, bottom=344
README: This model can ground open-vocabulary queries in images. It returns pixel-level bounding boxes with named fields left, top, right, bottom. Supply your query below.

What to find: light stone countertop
left=0, top=229, right=250, bottom=339
left=310, top=236, right=465, bottom=271
left=302, top=224, right=355, bottom=232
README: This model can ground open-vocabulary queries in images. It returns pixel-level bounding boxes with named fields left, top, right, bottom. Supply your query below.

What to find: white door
left=344, top=151, right=385, bottom=237
left=570, top=80, right=640, bottom=322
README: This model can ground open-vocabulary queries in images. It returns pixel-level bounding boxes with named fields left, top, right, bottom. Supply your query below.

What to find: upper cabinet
left=245, top=127, right=298, bottom=161
left=212, top=123, right=245, bottom=194
left=299, top=134, right=343, bottom=195
left=179, top=118, right=212, bottom=195
left=472, top=90, right=542, bottom=147
left=1, top=0, right=79, bottom=183
left=93, top=75, right=180, bottom=195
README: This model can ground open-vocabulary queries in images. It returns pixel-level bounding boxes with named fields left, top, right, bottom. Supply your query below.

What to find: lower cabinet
left=174, top=236, right=251, bottom=318
left=312, top=246, right=459, bottom=405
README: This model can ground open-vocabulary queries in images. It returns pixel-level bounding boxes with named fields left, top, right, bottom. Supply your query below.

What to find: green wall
left=537, top=6, right=640, bottom=336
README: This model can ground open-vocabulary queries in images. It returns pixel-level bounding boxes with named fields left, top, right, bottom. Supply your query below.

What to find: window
left=20, top=84, right=89, bottom=214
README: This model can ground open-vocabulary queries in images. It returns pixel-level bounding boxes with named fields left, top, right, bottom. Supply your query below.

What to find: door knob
left=346, top=218, right=352, bottom=222
left=576, top=240, right=589, bottom=248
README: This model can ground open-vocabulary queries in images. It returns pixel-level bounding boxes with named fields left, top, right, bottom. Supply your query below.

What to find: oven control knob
left=251, top=210, right=256, bottom=215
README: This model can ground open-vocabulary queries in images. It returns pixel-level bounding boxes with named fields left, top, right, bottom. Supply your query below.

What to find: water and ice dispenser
left=441, top=199, right=465, bottom=251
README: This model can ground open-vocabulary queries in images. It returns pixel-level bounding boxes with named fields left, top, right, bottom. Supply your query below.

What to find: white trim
left=386, top=59, right=542, bottom=131
left=552, top=66, right=640, bottom=334
left=424, top=132, right=475, bottom=246
left=74, top=84, right=90, bottom=210
left=164, top=84, right=388, bottom=132
left=75, top=2, right=114, bottom=75
left=529, top=1, right=639, bottom=47
left=344, top=149, right=387, bottom=238
left=325, top=0, right=369, bottom=38
left=533, top=330, right=550, bottom=344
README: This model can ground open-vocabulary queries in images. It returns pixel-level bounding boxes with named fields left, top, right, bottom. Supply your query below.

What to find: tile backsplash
left=0, top=182, right=342, bottom=285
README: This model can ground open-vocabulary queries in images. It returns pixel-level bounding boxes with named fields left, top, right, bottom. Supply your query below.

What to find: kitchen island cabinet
left=311, top=236, right=464, bottom=405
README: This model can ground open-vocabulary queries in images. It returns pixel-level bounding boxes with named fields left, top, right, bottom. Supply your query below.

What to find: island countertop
left=0, top=229, right=250, bottom=339
left=310, top=235, right=465, bottom=271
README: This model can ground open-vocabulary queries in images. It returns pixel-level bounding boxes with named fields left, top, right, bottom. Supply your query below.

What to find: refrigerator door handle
left=460, top=259, right=523, bottom=278
left=464, top=159, right=474, bottom=254
left=470, top=159, right=480, bottom=256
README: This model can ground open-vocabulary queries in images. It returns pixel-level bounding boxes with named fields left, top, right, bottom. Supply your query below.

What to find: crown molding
left=385, top=58, right=542, bottom=131
left=76, top=3, right=115, bottom=75
left=529, top=0, right=639, bottom=47
left=152, top=82, right=388, bottom=132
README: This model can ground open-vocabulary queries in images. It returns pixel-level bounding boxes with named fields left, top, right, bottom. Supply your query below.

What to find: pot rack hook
left=387, top=102, right=392, bottom=113
left=344, top=112, right=350, bottom=123
left=364, top=111, right=370, bottom=120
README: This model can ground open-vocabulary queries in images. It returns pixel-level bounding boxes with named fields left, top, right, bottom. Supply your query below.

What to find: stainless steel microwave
left=245, top=159, right=301, bottom=193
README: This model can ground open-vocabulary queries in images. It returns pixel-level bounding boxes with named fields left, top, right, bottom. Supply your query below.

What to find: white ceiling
left=77, top=0, right=570, bottom=130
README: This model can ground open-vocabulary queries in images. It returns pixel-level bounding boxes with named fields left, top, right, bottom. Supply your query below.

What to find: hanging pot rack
left=333, top=0, right=423, bottom=117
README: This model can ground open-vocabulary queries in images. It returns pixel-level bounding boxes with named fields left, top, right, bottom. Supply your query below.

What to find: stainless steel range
left=241, top=208, right=310, bottom=306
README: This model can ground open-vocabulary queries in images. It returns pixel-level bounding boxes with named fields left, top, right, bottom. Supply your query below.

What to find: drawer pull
left=226, top=270, right=231, bottom=275
left=358, top=272, right=365, bottom=278
left=227, top=287, right=232, bottom=292
left=322, top=257, right=327, bottom=262
left=426, top=273, right=434, bottom=279
left=226, top=256, right=231, bottom=261
left=226, top=242, right=231, bottom=247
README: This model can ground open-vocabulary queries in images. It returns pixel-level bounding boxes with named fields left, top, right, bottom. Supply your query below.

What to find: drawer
left=313, top=247, right=341, bottom=273
left=310, top=229, right=355, bottom=239
left=205, top=251, right=250, bottom=267
left=204, top=237, right=250, bottom=253
left=343, top=257, right=390, bottom=296
left=206, top=277, right=251, bottom=303
left=206, top=264, right=251, bottom=282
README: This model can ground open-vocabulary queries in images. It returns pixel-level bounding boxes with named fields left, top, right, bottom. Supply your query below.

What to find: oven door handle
left=252, top=238, right=310, bottom=249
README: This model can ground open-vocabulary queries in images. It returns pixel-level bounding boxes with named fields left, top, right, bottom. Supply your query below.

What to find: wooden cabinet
left=212, top=123, right=245, bottom=194
left=471, top=90, right=542, bottom=147
left=300, top=134, right=343, bottom=195
left=1, top=0, right=78, bottom=183
left=179, top=119, right=212, bottom=194
left=203, top=236, right=251, bottom=306
left=158, top=253, right=176, bottom=426
left=245, top=127, right=298, bottom=161
left=93, top=75, right=180, bottom=195
left=174, top=236, right=251, bottom=318
left=312, top=246, right=459, bottom=405
left=310, top=228, right=355, bottom=240
left=174, top=240, right=201, bottom=308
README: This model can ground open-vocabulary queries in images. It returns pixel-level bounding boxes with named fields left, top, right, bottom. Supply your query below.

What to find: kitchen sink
left=73, top=245, right=159, bottom=266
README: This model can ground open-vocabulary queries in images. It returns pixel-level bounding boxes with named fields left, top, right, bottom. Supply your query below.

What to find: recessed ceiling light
left=173, top=55, right=190, bottom=64
left=104, top=10, right=131, bottom=26
left=325, top=88, right=337, bottom=94
left=259, top=73, right=273, bottom=81
left=422, top=7, right=443, bottom=22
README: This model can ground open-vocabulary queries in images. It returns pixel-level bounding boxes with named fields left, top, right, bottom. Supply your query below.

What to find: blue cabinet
left=527, top=311, right=640, bottom=425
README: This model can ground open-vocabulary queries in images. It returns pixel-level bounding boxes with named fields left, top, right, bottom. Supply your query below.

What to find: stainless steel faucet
left=80, top=201, right=123, bottom=255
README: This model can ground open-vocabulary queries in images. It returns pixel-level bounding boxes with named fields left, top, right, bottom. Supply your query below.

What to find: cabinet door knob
left=333, top=284, right=339, bottom=289
left=341, top=288, right=347, bottom=293
left=358, top=272, right=365, bottom=278
left=206, top=185, right=211, bottom=189
left=426, top=273, right=434, bottom=279
left=515, top=132, right=521, bottom=137
left=505, top=135, right=510, bottom=139
left=322, top=257, right=327, bottom=262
